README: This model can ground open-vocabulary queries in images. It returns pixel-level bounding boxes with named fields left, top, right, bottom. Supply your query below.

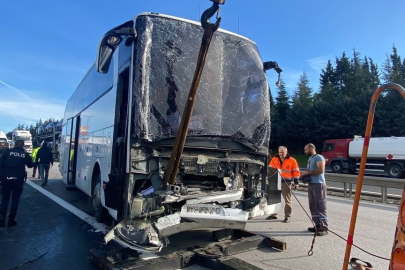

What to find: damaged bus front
left=67, top=13, right=281, bottom=252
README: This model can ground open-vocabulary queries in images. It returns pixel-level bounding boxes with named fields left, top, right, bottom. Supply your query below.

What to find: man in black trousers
left=0, top=139, right=33, bottom=227
left=36, top=142, right=53, bottom=186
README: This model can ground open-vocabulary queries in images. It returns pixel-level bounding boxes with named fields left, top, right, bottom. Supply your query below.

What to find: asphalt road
left=0, top=163, right=398, bottom=270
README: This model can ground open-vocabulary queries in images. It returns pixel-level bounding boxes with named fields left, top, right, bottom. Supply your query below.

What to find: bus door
left=63, top=116, right=80, bottom=186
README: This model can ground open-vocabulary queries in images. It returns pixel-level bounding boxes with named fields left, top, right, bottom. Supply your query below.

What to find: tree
left=319, top=60, right=336, bottom=101
left=334, top=52, right=351, bottom=96
left=292, top=72, right=312, bottom=106
left=287, top=72, right=313, bottom=153
left=270, top=79, right=291, bottom=149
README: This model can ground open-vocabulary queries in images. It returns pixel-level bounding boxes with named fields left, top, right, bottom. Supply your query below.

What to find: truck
left=12, top=130, right=33, bottom=154
left=34, top=124, right=61, bottom=161
left=59, top=11, right=282, bottom=252
left=0, top=131, right=7, bottom=144
left=322, top=136, right=405, bottom=178
left=0, top=131, right=8, bottom=151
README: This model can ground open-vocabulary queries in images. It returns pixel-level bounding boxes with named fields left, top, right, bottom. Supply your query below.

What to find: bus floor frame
left=88, top=229, right=286, bottom=270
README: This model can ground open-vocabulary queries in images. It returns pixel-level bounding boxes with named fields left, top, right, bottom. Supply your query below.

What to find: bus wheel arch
left=91, top=163, right=107, bottom=222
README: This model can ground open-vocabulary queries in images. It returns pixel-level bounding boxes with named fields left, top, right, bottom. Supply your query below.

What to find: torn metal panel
left=105, top=221, right=163, bottom=253
left=248, top=197, right=281, bottom=218
left=185, top=188, right=243, bottom=204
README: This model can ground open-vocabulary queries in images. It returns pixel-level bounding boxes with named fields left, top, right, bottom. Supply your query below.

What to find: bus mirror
left=96, top=21, right=136, bottom=74
left=96, top=35, right=122, bottom=74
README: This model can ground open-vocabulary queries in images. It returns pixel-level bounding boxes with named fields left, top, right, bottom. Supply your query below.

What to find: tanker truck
left=322, top=136, right=405, bottom=178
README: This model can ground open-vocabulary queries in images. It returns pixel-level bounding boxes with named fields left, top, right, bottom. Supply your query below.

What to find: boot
left=7, top=219, right=17, bottom=227
left=0, top=217, right=5, bottom=228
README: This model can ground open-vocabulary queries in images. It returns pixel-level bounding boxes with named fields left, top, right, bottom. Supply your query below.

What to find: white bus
left=60, top=13, right=281, bottom=251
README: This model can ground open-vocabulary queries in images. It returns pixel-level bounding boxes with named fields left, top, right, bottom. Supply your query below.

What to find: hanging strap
left=164, top=2, right=225, bottom=187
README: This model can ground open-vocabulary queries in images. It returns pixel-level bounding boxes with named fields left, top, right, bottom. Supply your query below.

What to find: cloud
left=0, top=80, right=65, bottom=131
left=307, top=55, right=334, bottom=73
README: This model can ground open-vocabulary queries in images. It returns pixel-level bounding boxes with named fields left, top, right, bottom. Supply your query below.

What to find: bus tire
left=331, top=161, right=343, bottom=173
left=93, top=174, right=107, bottom=222
left=388, top=164, right=403, bottom=178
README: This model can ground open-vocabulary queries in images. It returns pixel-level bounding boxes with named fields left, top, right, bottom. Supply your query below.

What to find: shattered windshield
left=132, top=15, right=270, bottom=147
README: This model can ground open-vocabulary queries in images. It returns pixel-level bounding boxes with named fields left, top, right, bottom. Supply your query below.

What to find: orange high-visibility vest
left=269, top=155, right=300, bottom=181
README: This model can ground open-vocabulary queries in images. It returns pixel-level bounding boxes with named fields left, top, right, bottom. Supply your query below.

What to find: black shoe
left=317, top=230, right=328, bottom=236
left=7, top=220, right=17, bottom=227
left=0, top=219, right=5, bottom=228
left=32, top=175, right=35, bottom=178
left=308, top=225, right=320, bottom=232
left=283, top=217, right=290, bottom=223
left=266, top=215, right=278, bottom=220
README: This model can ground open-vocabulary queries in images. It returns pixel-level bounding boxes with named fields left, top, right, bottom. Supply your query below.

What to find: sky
left=0, top=0, right=404, bottom=133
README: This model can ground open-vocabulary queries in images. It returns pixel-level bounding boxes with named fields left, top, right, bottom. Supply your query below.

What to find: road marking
left=26, top=180, right=108, bottom=233
left=25, top=180, right=159, bottom=260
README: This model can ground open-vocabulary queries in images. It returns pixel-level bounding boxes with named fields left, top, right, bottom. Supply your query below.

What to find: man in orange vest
left=269, top=146, right=300, bottom=223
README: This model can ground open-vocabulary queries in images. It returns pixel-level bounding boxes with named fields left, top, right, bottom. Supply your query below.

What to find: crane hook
left=201, top=0, right=225, bottom=31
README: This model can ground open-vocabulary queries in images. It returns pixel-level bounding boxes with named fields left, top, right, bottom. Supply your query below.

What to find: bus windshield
left=132, top=15, right=270, bottom=147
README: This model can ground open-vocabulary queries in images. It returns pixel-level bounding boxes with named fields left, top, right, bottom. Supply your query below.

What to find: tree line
left=270, top=46, right=405, bottom=154
left=6, top=118, right=60, bottom=139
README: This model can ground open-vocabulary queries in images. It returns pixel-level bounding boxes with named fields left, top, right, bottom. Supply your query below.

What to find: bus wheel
left=331, top=162, right=343, bottom=173
left=388, top=164, right=403, bottom=178
left=93, top=174, right=107, bottom=222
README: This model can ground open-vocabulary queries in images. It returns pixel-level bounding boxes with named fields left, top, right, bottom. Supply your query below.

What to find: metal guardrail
left=308, top=173, right=405, bottom=203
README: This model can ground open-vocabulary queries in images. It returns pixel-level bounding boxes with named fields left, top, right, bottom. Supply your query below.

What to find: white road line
left=25, top=180, right=159, bottom=260
left=26, top=180, right=108, bottom=233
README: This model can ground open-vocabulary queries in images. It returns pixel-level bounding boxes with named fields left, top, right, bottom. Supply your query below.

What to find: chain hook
left=201, top=0, right=225, bottom=31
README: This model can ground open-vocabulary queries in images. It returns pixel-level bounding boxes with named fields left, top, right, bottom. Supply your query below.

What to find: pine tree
left=273, top=79, right=290, bottom=120
left=334, top=52, right=351, bottom=96
left=287, top=73, right=313, bottom=153
left=292, top=72, right=313, bottom=106
left=369, top=58, right=380, bottom=90
left=270, top=79, right=290, bottom=149
left=319, top=60, right=336, bottom=101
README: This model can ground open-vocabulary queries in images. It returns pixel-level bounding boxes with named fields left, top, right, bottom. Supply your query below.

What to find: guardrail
left=301, top=173, right=404, bottom=203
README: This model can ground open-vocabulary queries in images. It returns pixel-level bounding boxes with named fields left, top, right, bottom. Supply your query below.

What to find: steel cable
left=268, top=158, right=389, bottom=260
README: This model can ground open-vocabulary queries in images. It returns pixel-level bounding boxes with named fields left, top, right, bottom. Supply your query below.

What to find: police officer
left=0, top=142, right=9, bottom=158
left=0, top=139, right=33, bottom=227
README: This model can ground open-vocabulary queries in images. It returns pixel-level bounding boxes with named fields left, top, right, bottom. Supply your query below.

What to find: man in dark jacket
left=0, top=139, right=33, bottom=227
left=0, top=142, right=9, bottom=158
left=36, top=142, right=53, bottom=186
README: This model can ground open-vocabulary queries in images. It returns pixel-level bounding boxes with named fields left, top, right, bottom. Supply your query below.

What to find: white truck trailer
left=323, top=136, right=405, bottom=178
left=12, top=130, right=33, bottom=154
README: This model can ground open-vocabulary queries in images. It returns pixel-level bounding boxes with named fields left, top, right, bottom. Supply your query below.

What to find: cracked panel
left=132, top=15, right=270, bottom=147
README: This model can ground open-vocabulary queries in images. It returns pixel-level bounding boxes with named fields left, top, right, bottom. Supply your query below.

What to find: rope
left=269, top=156, right=390, bottom=260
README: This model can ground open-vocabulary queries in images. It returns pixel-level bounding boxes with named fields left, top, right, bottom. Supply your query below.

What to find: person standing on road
left=0, top=142, right=9, bottom=158
left=300, top=143, right=328, bottom=236
left=36, top=143, right=53, bottom=186
left=269, top=146, right=300, bottom=223
left=0, top=139, right=33, bottom=227
left=31, top=142, right=40, bottom=179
